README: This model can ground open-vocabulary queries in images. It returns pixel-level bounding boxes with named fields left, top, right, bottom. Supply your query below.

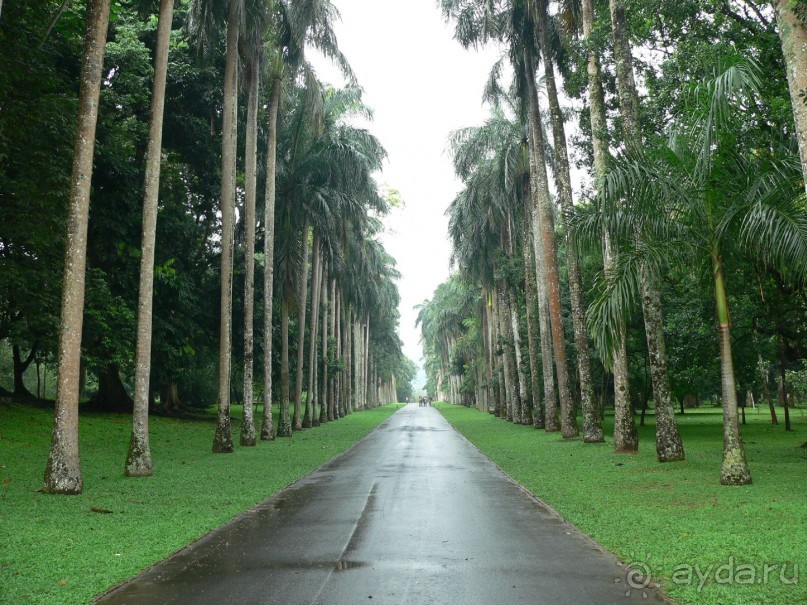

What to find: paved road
left=97, top=404, right=671, bottom=604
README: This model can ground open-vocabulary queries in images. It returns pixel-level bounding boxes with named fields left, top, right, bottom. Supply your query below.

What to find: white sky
left=311, top=0, right=501, bottom=388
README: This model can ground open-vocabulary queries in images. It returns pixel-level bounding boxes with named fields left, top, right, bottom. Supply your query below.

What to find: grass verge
left=437, top=404, right=806, bottom=605
left=0, top=402, right=402, bottom=604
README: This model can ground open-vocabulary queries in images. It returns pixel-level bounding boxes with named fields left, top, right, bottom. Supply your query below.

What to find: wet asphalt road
left=96, top=404, right=671, bottom=605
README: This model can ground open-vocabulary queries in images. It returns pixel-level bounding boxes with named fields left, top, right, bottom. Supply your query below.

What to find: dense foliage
left=0, top=0, right=415, bottom=490
left=424, top=0, right=807, bottom=484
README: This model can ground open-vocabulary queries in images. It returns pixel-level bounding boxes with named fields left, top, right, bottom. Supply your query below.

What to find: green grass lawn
left=0, top=401, right=402, bottom=605
left=437, top=403, right=806, bottom=605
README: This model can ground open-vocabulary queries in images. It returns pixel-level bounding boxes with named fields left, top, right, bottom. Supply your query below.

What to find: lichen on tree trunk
left=260, top=76, right=281, bottom=442
left=212, top=0, right=239, bottom=454
left=608, top=0, right=682, bottom=457
left=774, top=0, right=807, bottom=193
left=126, top=0, right=175, bottom=476
left=641, top=268, right=684, bottom=461
left=240, top=52, right=259, bottom=448
left=45, top=0, right=111, bottom=494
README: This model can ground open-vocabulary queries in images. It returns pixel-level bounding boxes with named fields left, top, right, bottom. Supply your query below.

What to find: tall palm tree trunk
left=312, top=328, right=319, bottom=423
left=293, top=218, right=311, bottom=430
left=314, top=247, right=324, bottom=423
left=320, top=264, right=329, bottom=423
left=348, top=311, right=355, bottom=412
left=509, top=286, right=527, bottom=423
left=773, top=0, right=807, bottom=192
left=609, top=0, right=683, bottom=460
left=45, top=0, right=111, bottom=494
left=126, top=0, right=174, bottom=476
left=713, top=252, right=752, bottom=485
left=490, top=291, right=503, bottom=415
left=342, top=301, right=348, bottom=415
left=355, top=315, right=362, bottom=409
left=359, top=320, right=366, bottom=409
left=581, top=0, right=611, bottom=180
left=606, top=238, right=639, bottom=453
left=497, top=279, right=519, bottom=422
left=505, top=219, right=527, bottom=423
left=363, top=321, right=369, bottom=409
left=525, top=50, right=578, bottom=438
left=212, top=0, right=239, bottom=454
left=536, top=0, right=601, bottom=443
left=482, top=290, right=494, bottom=413
left=344, top=308, right=353, bottom=413
left=277, top=294, right=292, bottom=437
left=529, top=201, right=556, bottom=429
left=333, top=291, right=340, bottom=418
left=369, top=361, right=374, bottom=408
left=581, top=0, right=636, bottom=451
left=642, top=274, right=684, bottom=460
left=260, top=76, right=282, bottom=441
left=360, top=315, right=367, bottom=409
left=240, top=55, right=259, bottom=447
left=303, top=234, right=322, bottom=428
left=328, top=278, right=336, bottom=420
left=523, top=211, right=541, bottom=427
left=524, top=57, right=559, bottom=433
left=364, top=322, right=370, bottom=409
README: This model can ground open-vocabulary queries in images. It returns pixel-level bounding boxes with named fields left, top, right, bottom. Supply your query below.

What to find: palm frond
left=741, top=189, right=807, bottom=286
left=586, top=249, right=642, bottom=369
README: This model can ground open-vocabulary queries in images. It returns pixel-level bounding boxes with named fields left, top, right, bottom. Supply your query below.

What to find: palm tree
left=417, top=274, right=482, bottom=407
left=523, top=44, right=578, bottom=438
left=211, top=0, right=240, bottom=454
left=44, top=0, right=112, bottom=494
left=607, top=0, right=684, bottom=461
left=258, top=0, right=352, bottom=439
left=259, top=71, right=281, bottom=440
left=580, top=0, right=637, bottom=453
left=447, top=108, right=527, bottom=418
left=588, top=58, right=807, bottom=484
left=533, top=0, right=602, bottom=442
left=271, top=83, right=385, bottom=433
left=188, top=0, right=242, bottom=453
left=527, top=124, right=559, bottom=431
left=442, top=0, right=578, bottom=435
left=125, top=0, right=176, bottom=475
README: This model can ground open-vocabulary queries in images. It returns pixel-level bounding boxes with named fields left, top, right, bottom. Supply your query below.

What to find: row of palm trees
left=423, top=0, right=807, bottom=485
left=41, top=0, right=406, bottom=494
